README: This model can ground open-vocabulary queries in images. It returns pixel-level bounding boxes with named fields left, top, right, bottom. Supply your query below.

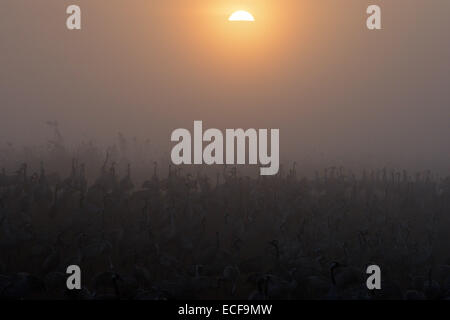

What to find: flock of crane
left=0, top=131, right=449, bottom=300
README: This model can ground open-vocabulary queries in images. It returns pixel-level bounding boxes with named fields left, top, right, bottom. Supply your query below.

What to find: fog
left=1, top=0, right=449, bottom=173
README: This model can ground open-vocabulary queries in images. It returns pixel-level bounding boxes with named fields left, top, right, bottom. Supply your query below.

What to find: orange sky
left=1, top=1, right=449, bottom=171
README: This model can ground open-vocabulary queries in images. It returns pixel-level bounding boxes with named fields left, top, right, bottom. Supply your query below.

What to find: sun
left=228, top=10, right=255, bottom=22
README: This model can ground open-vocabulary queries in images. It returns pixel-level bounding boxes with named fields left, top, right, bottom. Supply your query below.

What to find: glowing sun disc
left=228, top=10, right=255, bottom=22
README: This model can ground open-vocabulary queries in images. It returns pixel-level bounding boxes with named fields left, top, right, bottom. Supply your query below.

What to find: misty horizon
left=1, top=0, right=449, bottom=173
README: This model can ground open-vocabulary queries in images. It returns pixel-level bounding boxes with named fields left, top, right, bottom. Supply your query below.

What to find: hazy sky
left=1, top=1, right=449, bottom=171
